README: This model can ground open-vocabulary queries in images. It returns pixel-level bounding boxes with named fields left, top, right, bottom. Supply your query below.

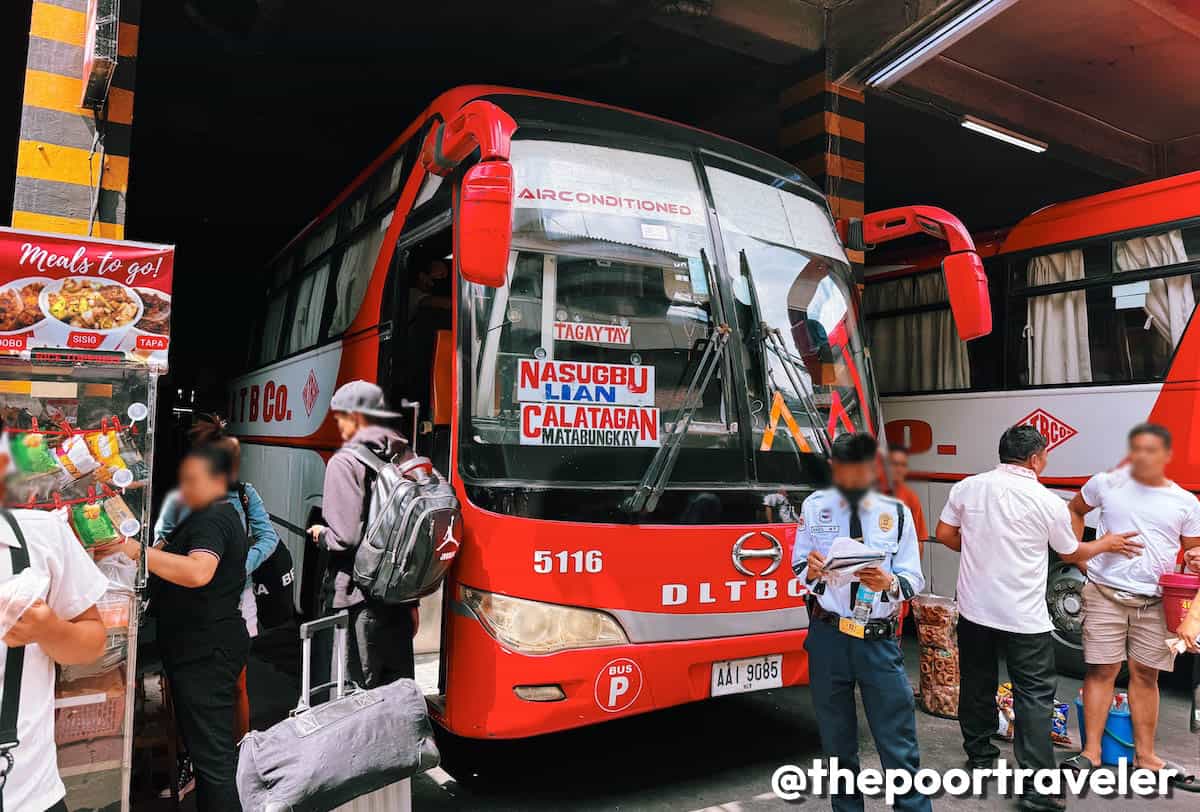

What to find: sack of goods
left=349, top=451, right=461, bottom=605
left=912, top=593, right=960, bottom=719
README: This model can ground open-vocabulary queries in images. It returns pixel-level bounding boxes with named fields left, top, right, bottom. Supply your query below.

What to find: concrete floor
left=410, top=639, right=1200, bottom=811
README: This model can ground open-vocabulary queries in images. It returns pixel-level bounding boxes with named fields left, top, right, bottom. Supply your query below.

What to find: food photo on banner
left=0, top=228, right=175, bottom=370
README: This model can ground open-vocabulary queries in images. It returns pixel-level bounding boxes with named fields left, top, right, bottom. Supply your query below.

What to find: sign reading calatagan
left=0, top=229, right=175, bottom=369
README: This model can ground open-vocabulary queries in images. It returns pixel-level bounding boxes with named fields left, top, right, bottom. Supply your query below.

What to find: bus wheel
left=1047, top=561, right=1087, bottom=678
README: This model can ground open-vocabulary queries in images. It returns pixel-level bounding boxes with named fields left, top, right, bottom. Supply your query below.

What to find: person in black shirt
left=116, top=444, right=249, bottom=811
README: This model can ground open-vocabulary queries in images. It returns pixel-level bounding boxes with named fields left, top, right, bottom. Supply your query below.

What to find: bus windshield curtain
left=1026, top=250, right=1091, bottom=385
left=1114, top=230, right=1193, bottom=347
left=865, top=273, right=968, bottom=393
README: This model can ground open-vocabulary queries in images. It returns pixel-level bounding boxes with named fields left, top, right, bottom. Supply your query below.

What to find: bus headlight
left=460, top=587, right=628, bottom=654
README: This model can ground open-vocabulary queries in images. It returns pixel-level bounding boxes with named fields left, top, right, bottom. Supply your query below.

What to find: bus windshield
left=460, top=138, right=870, bottom=491
left=703, top=158, right=875, bottom=482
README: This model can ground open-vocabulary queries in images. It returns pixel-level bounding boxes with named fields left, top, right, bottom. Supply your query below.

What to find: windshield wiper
left=760, top=331, right=832, bottom=458
left=621, top=324, right=731, bottom=515
left=738, top=252, right=831, bottom=458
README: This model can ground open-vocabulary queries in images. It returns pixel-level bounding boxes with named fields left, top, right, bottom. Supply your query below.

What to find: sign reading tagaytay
left=0, top=228, right=175, bottom=369
left=517, top=358, right=660, bottom=447
left=554, top=321, right=631, bottom=345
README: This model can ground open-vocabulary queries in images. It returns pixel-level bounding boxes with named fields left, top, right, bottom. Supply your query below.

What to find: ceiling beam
left=650, top=0, right=824, bottom=64
left=895, top=55, right=1156, bottom=181
left=826, top=0, right=987, bottom=86
left=1165, top=134, right=1200, bottom=176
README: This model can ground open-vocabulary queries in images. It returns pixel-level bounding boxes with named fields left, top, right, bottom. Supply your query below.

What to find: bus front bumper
left=435, top=609, right=810, bottom=739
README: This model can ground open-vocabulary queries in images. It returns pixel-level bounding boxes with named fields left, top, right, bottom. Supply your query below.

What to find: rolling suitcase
left=236, top=611, right=439, bottom=811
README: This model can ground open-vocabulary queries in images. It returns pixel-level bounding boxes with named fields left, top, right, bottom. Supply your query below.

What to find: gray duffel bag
left=236, top=611, right=439, bottom=811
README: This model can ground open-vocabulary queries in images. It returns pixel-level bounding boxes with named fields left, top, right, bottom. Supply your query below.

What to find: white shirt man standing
left=934, top=425, right=1136, bottom=811
left=0, top=507, right=108, bottom=812
left=1062, top=423, right=1200, bottom=790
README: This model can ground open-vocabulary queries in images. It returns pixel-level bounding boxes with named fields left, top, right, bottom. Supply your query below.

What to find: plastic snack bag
left=994, top=683, right=1015, bottom=741
left=85, top=425, right=133, bottom=487
left=70, top=502, right=121, bottom=550
left=115, top=425, right=148, bottom=484
left=1051, top=701, right=1072, bottom=747
left=912, top=593, right=961, bottom=719
left=10, top=432, right=60, bottom=474
left=56, top=435, right=100, bottom=480
left=102, top=495, right=140, bottom=538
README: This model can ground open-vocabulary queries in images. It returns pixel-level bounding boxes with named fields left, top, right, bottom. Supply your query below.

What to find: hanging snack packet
left=70, top=501, right=121, bottom=550
left=103, top=495, right=141, bottom=538
left=85, top=425, right=133, bottom=488
left=56, top=435, right=100, bottom=480
left=115, top=423, right=148, bottom=484
left=10, top=432, right=60, bottom=474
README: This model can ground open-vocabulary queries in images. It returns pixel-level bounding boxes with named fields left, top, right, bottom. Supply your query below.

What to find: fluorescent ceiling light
left=864, top=0, right=1021, bottom=88
left=961, top=115, right=1047, bottom=153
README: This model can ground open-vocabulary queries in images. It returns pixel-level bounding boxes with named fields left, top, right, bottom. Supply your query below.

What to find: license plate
left=710, top=654, right=783, bottom=697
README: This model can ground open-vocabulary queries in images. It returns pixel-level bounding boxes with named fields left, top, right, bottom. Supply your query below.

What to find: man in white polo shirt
left=0, top=486, right=108, bottom=811
left=1063, top=423, right=1200, bottom=788
left=935, top=425, right=1138, bottom=811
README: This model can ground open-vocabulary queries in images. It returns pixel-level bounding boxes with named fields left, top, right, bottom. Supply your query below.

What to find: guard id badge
left=838, top=617, right=866, bottom=639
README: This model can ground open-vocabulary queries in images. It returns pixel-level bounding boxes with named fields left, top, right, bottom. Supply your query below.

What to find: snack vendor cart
left=0, top=228, right=173, bottom=812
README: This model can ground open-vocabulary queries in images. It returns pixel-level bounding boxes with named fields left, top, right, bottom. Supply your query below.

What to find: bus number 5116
left=533, top=550, right=603, bottom=574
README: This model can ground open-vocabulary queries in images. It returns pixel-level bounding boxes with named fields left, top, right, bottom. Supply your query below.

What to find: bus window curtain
left=1026, top=250, right=1091, bottom=385
left=329, top=217, right=388, bottom=336
left=1114, top=230, right=1193, bottom=347
left=864, top=273, right=969, bottom=393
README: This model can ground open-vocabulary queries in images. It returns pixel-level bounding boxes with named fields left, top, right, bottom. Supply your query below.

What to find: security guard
left=792, top=432, right=929, bottom=812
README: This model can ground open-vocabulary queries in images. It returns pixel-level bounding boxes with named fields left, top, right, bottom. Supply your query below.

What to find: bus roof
left=866, top=171, right=1200, bottom=280
left=275, top=84, right=812, bottom=263
left=999, top=170, right=1200, bottom=255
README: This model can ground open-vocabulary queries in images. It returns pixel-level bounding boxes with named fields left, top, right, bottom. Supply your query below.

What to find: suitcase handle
left=293, top=610, right=357, bottom=715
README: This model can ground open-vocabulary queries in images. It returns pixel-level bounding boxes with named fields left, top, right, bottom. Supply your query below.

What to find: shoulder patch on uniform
left=878, top=513, right=894, bottom=532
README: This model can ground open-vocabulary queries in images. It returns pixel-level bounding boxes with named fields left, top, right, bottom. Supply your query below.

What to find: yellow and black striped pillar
left=779, top=54, right=866, bottom=264
left=12, top=0, right=141, bottom=239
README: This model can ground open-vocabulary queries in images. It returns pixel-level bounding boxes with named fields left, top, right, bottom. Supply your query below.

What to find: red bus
left=868, top=171, right=1200, bottom=674
left=228, top=85, right=989, bottom=738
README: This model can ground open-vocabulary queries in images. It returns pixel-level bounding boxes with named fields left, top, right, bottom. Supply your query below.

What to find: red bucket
left=1159, top=572, right=1200, bottom=630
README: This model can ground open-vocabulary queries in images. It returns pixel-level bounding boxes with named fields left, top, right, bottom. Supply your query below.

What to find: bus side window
left=864, top=271, right=971, bottom=394
left=1010, top=229, right=1200, bottom=387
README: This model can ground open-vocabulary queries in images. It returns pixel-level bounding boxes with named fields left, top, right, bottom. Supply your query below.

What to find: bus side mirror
left=942, top=251, right=992, bottom=341
left=431, top=329, right=453, bottom=426
left=457, top=161, right=513, bottom=288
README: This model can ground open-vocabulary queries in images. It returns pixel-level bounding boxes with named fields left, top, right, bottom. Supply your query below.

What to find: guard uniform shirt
left=791, top=488, right=924, bottom=620
left=153, top=502, right=249, bottom=665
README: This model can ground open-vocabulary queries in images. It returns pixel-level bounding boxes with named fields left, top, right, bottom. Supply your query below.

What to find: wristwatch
left=888, top=574, right=901, bottom=599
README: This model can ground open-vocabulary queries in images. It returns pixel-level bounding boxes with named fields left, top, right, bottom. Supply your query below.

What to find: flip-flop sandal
left=1161, top=761, right=1200, bottom=793
left=1059, top=754, right=1094, bottom=773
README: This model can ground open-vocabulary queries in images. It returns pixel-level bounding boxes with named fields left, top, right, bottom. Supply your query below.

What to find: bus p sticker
left=594, top=657, right=643, bottom=713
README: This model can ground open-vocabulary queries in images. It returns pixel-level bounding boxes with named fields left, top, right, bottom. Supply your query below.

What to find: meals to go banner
left=520, top=403, right=661, bottom=447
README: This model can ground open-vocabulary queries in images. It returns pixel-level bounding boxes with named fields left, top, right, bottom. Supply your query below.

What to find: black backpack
left=235, top=483, right=297, bottom=630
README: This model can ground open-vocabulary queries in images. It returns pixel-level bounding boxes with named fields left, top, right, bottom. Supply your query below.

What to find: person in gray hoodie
left=307, top=380, right=418, bottom=686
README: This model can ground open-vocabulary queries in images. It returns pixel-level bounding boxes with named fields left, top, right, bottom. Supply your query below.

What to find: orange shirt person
left=885, top=446, right=928, bottom=540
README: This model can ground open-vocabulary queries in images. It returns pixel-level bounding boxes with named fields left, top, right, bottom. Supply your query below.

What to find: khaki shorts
left=1081, top=581, right=1176, bottom=672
